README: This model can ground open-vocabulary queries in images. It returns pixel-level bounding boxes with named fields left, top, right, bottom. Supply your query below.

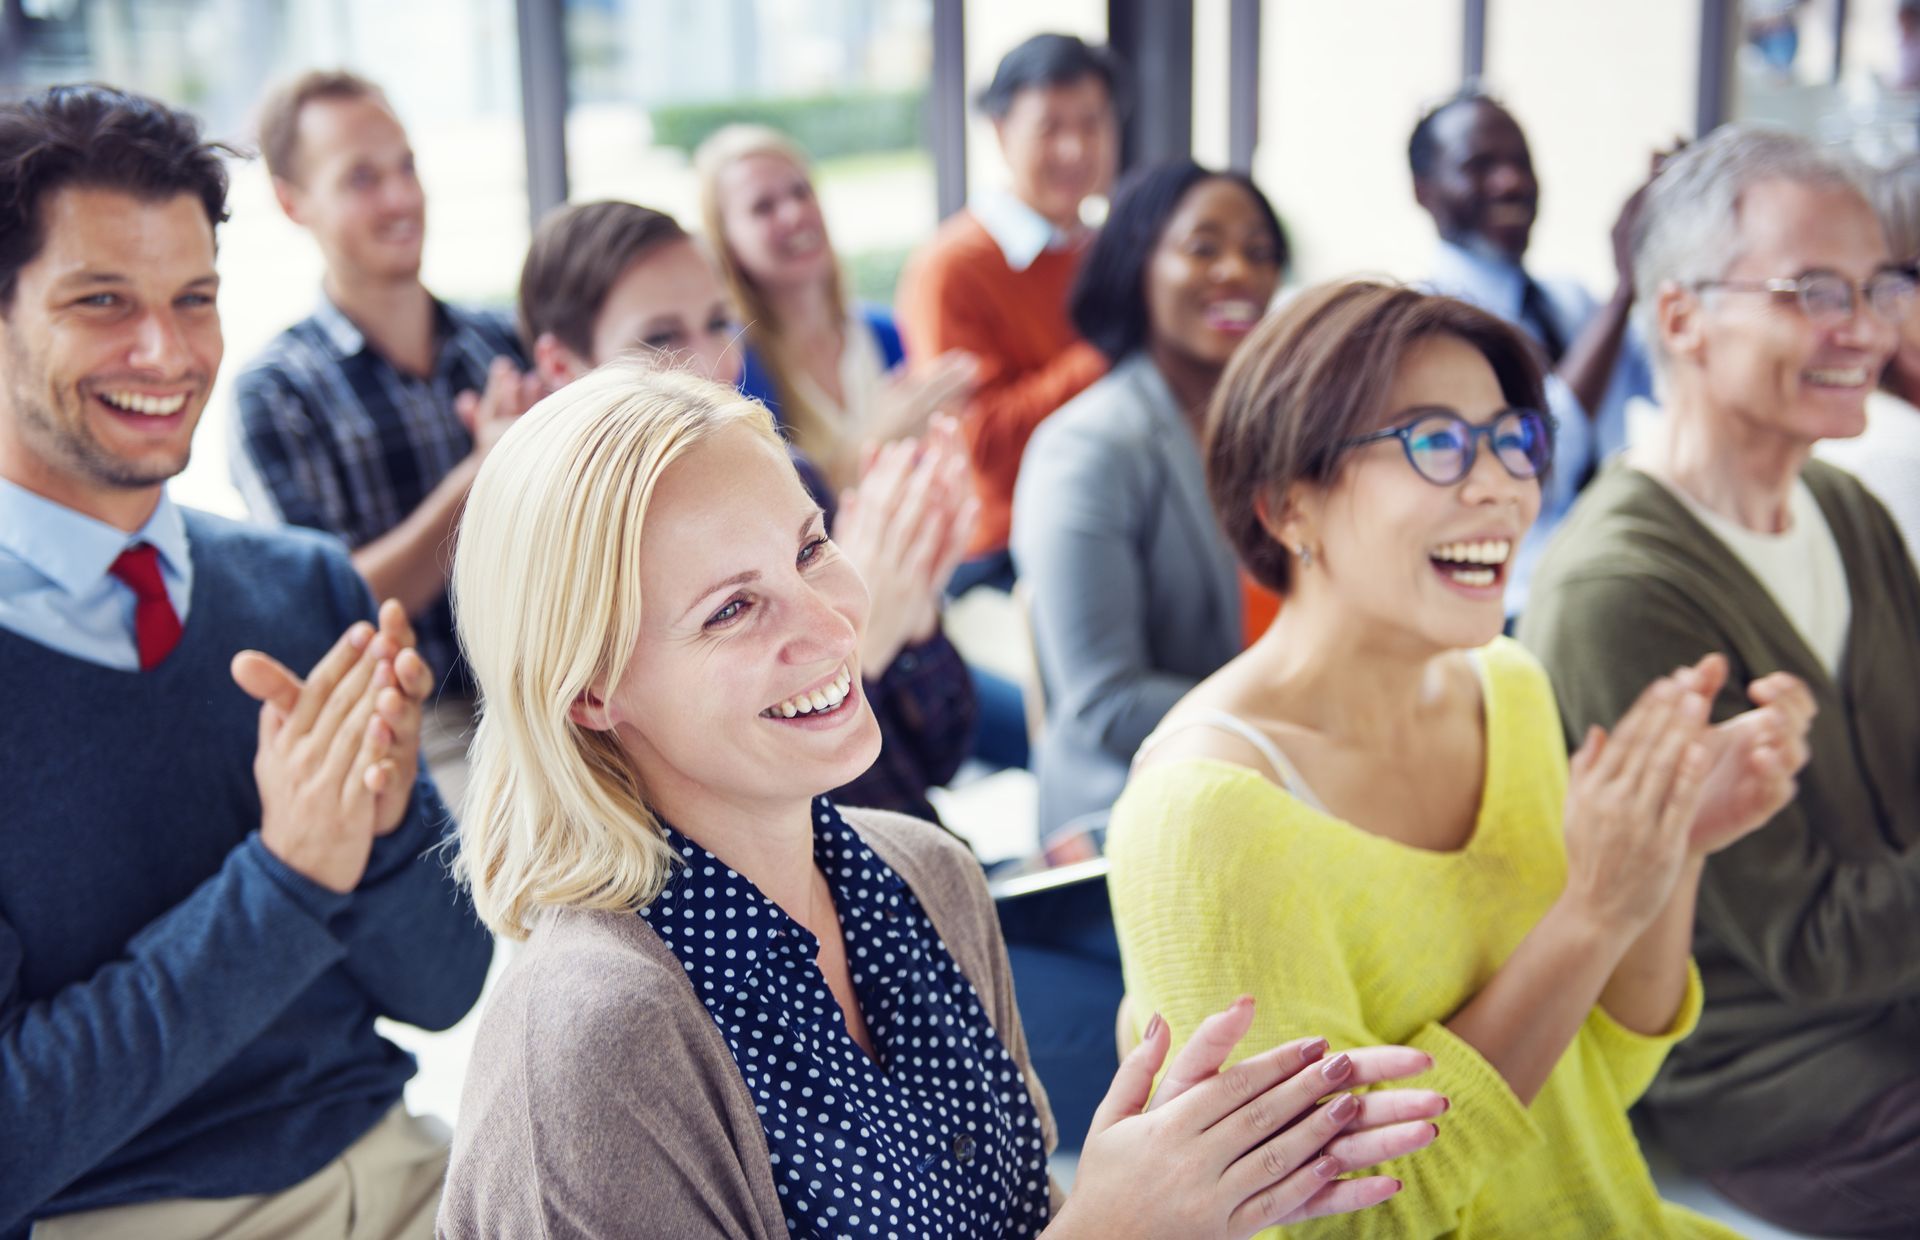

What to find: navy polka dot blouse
left=641, top=798, right=1052, bottom=1239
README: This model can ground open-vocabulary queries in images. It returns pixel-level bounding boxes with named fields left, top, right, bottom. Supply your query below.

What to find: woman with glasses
left=1106, top=281, right=1812, bottom=1237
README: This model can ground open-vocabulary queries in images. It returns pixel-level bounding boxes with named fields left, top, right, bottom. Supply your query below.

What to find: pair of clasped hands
left=228, top=600, right=435, bottom=895
left=1054, top=655, right=1814, bottom=1238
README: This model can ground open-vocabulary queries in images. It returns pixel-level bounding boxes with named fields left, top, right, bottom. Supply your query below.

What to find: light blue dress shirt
left=1425, top=240, right=1658, bottom=615
left=0, top=479, right=194, bottom=671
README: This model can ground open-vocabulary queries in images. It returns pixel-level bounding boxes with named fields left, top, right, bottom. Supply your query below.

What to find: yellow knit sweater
left=1106, top=638, right=1736, bottom=1238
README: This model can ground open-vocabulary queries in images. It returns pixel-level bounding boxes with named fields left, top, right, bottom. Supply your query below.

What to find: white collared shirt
left=969, top=188, right=1082, bottom=273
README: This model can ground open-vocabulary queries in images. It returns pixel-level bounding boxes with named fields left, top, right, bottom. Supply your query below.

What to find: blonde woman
left=697, top=123, right=977, bottom=493
left=436, top=362, right=1449, bottom=1238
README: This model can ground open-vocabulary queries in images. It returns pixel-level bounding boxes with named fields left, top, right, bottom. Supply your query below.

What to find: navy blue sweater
left=0, top=511, right=492, bottom=1232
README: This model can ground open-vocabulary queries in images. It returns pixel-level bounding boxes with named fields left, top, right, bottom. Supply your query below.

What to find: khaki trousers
left=34, top=1106, right=449, bottom=1240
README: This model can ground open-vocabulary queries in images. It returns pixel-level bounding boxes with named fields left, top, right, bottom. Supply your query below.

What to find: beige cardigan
left=436, top=807, right=1062, bottom=1238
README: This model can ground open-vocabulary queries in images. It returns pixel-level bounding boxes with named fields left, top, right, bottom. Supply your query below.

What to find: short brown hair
left=0, top=84, right=234, bottom=309
left=1206, top=280, right=1546, bottom=595
left=517, top=200, right=690, bottom=359
left=255, top=69, right=386, bottom=182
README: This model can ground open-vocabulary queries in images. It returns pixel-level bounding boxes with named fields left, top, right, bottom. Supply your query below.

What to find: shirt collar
left=971, top=188, right=1081, bottom=273
left=641, top=798, right=911, bottom=1002
left=1429, top=238, right=1530, bottom=319
left=312, top=289, right=455, bottom=359
left=0, top=479, right=190, bottom=598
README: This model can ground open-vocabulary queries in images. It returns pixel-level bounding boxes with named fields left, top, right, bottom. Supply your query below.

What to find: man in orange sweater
left=899, top=33, right=1122, bottom=591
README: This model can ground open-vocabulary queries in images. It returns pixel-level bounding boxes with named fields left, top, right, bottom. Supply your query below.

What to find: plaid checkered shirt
left=231, top=295, right=525, bottom=697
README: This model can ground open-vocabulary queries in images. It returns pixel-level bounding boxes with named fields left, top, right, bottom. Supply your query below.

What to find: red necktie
left=108, top=543, right=184, bottom=671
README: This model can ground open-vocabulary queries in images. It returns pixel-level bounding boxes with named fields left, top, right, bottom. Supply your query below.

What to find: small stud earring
left=1297, top=545, right=1313, bottom=568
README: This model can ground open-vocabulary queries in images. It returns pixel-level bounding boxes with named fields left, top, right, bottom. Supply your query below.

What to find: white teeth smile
left=99, top=391, right=187, bottom=417
left=1430, top=539, right=1510, bottom=589
left=762, top=665, right=853, bottom=719
left=1205, top=299, right=1261, bottom=328
left=1428, top=538, right=1512, bottom=566
left=1805, top=367, right=1869, bottom=387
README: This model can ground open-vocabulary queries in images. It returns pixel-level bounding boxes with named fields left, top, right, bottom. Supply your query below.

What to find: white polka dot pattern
left=640, top=799, right=1051, bottom=1240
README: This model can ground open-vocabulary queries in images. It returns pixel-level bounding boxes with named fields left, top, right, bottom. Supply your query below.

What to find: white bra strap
left=1136, top=708, right=1329, bottom=814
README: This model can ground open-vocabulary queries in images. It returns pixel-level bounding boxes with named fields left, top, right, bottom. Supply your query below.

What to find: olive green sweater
left=1519, top=459, right=1920, bottom=1171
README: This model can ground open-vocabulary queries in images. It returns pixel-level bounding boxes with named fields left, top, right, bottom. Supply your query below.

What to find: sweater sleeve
left=1521, top=567, right=1920, bottom=1009
left=0, top=837, right=349, bottom=1230
left=1011, top=418, right=1198, bottom=760
left=316, top=551, right=492, bottom=1031
left=1581, top=962, right=1704, bottom=1107
left=1106, top=767, right=1543, bottom=1240
left=865, top=631, right=978, bottom=790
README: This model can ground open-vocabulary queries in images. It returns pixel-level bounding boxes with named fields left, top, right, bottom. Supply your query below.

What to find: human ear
left=1657, top=280, right=1706, bottom=363
left=568, top=687, right=617, bottom=731
left=533, top=332, right=588, bottom=391
left=1256, top=483, right=1318, bottom=561
left=271, top=176, right=306, bottom=226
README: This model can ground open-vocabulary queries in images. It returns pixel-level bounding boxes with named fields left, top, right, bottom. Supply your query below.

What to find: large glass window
left=1733, top=0, right=1920, bottom=163
left=7, top=0, right=528, bottom=518
left=563, top=0, right=937, bottom=303
left=1255, top=0, right=1459, bottom=284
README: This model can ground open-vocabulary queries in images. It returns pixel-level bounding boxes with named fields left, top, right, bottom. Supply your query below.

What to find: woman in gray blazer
left=1013, top=161, right=1289, bottom=835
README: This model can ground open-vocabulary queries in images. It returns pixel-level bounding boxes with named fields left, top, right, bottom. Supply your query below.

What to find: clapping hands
left=231, top=599, right=435, bottom=892
left=1052, top=996, right=1444, bottom=1239
left=832, top=415, right=978, bottom=672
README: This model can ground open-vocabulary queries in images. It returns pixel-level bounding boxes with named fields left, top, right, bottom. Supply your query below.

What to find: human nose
left=779, top=577, right=860, bottom=668
left=1486, top=160, right=1532, bottom=198
left=128, top=310, right=194, bottom=374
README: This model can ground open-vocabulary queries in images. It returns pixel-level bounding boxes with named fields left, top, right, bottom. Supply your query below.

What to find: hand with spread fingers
left=872, top=348, right=979, bottom=445
left=1047, top=996, right=1445, bottom=1239
left=230, top=621, right=396, bottom=893
left=1683, top=657, right=1816, bottom=856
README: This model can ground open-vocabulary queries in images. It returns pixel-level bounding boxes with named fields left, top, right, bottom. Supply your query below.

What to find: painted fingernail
left=1233, top=994, right=1254, bottom=1013
left=1429, top=1122, right=1441, bottom=1143
left=1438, top=1095, right=1451, bottom=1112
left=1143, top=1012, right=1164, bottom=1042
left=1322, top=1053, right=1353, bottom=1083
left=1298, top=1037, right=1329, bottom=1064
left=1312, top=1156, right=1341, bottom=1180
left=1328, top=1093, right=1360, bottom=1122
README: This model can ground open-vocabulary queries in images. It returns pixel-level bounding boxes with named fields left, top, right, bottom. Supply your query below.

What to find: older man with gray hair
left=1521, top=125, right=1920, bottom=1237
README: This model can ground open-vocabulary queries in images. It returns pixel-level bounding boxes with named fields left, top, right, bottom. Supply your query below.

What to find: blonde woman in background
left=697, top=123, right=978, bottom=494
left=435, top=361, right=1451, bottom=1238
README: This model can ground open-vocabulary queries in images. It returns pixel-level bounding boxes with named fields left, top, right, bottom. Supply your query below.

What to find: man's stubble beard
left=1, top=326, right=194, bottom=491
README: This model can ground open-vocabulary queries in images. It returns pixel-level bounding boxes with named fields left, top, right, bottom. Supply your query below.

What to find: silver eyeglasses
left=1693, top=266, right=1919, bottom=324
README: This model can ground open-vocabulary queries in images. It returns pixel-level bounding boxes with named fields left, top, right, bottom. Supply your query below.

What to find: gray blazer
left=436, top=807, right=1061, bottom=1239
left=1011, top=353, right=1244, bottom=835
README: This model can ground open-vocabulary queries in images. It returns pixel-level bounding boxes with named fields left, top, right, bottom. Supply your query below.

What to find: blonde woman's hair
left=695, top=123, right=849, bottom=466
left=451, top=359, right=786, bottom=939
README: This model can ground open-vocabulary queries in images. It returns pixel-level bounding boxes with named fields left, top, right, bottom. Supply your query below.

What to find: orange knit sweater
left=898, top=209, right=1107, bottom=556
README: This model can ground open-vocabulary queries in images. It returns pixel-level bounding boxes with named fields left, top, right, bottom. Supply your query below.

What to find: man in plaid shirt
left=232, top=71, right=539, bottom=811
